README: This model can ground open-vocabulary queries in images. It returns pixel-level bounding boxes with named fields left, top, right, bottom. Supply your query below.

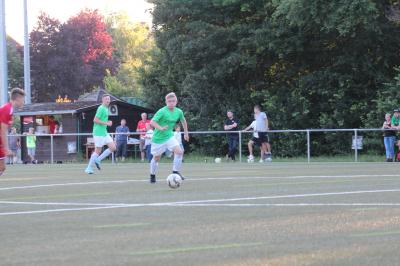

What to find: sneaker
left=150, top=174, right=156, bottom=183
left=247, top=158, right=254, bottom=163
left=94, top=158, right=101, bottom=170
left=173, top=171, right=185, bottom=180
left=259, top=159, right=264, bottom=163
left=85, top=167, right=94, bottom=174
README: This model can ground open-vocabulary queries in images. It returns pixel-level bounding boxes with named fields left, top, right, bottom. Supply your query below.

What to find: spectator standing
left=115, top=119, right=130, bottom=162
left=48, top=116, right=57, bottom=134
left=26, top=127, right=37, bottom=164
left=144, top=123, right=153, bottom=162
left=7, top=127, right=20, bottom=164
left=224, top=111, right=239, bottom=161
left=254, top=105, right=271, bottom=162
left=137, top=113, right=151, bottom=162
left=383, top=113, right=396, bottom=162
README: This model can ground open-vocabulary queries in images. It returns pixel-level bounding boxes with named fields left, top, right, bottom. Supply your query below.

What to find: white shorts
left=94, top=135, right=113, bottom=148
left=151, top=137, right=180, bottom=156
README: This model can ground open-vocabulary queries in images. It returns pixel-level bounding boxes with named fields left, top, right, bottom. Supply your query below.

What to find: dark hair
left=102, top=94, right=111, bottom=99
left=254, top=104, right=262, bottom=110
left=10, top=88, right=25, bottom=100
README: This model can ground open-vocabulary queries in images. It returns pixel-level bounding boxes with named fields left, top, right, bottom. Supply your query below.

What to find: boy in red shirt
left=0, top=88, right=25, bottom=175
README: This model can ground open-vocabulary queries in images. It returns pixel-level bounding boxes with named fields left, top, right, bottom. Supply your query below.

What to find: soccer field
left=1, top=162, right=400, bottom=265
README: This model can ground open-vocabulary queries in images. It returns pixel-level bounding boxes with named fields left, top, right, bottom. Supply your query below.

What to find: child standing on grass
left=144, top=123, right=153, bottom=162
left=26, top=127, right=37, bottom=164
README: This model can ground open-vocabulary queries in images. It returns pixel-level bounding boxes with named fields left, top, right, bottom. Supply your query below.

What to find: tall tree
left=30, top=10, right=118, bottom=102
left=142, top=0, right=400, bottom=156
left=7, top=36, right=23, bottom=89
left=105, top=12, right=154, bottom=97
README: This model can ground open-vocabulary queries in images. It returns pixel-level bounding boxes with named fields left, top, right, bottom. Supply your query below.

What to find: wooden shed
left=14, top=89, right=152, bottom=162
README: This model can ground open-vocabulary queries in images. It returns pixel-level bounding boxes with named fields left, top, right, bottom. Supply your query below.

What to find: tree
left=30, top=10, right=118, bottom=102
left=141, top=0, right=400, bottom=156
left=7, top=36, right=23, bottom=89
left=105, top=12, right=154, bottom=97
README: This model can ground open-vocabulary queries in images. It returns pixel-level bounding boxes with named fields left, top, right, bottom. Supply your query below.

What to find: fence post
left=239, top=131, right=242, bottom=163
left=354, top=129, right=358, bottom=162
left=111, top=133, right=115, bottom=164
left=307, top=130, right=310, bottom=163
left=50, top=134, right=54, bottom=164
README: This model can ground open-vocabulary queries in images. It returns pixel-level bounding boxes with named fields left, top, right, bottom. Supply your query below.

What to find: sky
left=5, top=0, right=153, bottom=44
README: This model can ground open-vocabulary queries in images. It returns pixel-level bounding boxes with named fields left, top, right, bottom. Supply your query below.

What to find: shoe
left=94, top=158, right=101, bottom=170
left=259, top=159, right=264, bottom=163
left=173, top=171, right=185, bottom=180
left=247, top=158, right=254, bottom=163
left=150, top=174, right=156, bottom=183
left=85, top=167, right=94, bottom=174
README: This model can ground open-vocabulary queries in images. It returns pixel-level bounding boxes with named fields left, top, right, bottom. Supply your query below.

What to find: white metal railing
left=6, top=128, right=393, bottom=163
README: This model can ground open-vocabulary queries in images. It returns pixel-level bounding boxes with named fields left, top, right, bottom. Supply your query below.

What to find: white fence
left=7, top=128, right=391, bottom=163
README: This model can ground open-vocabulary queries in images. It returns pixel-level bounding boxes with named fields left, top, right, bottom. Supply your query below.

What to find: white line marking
left=0, top=174, right=398, bottom=192
left=0, top=201, right=126, bottom=206
left=1, top=188, right=400, bottom=216
left=172, top=203, right=400, bottom=207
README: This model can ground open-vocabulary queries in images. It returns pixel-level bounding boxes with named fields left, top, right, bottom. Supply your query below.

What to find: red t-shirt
left=48, top=120, right=56, bottom=134
left=137, top=119, right=150, bottom=138
left=0, top=102, right=13, bottom=127
left=0, top=102, right=13, bottom=157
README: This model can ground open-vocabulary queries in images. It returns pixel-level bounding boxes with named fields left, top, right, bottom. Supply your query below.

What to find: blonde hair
left=165, top=92, right=177, bottom=100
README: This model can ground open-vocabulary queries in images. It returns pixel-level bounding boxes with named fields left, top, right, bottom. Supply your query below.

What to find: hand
left=184, top=133, right=190, bottom=142
left=107, top=121, right=113, bottom=127
left=159, top=125, right=168, bottom=131
left=6, top=149, right=13, bottom=156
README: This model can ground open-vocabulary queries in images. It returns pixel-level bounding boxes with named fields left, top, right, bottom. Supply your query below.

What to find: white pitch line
left=0, top=200, right=127, bottom=206
left=1, top=188, right=400, bottom=216
left=172, top=203, right=400, bottom=207
left=0, top=174, right=399, bottom=192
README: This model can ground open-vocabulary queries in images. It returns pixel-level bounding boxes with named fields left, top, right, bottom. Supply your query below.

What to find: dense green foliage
left=141, top=0, right=400, bottom=156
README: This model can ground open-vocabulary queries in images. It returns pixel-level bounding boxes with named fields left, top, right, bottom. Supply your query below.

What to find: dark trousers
left=228, top=137, right=238, bottom=160
left=116, top=141, right=127, bottom=157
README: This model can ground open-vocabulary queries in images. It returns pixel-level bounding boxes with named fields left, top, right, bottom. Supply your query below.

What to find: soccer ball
left=215, top=157, right=222, bottom=163
left=166, top=174, right=183, bottom=189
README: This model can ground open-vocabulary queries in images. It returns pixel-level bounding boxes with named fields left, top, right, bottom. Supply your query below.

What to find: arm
left=181, top=117, right=189, bottom=142
left=243, top=124, right=253, bottom=131
left=94, top=116, right=111, bottom=126
left=150, top=120, right=168, bottom=131
left=265, top=117, right=269, bottom=130
left=0, top=123, right=10, bottom=155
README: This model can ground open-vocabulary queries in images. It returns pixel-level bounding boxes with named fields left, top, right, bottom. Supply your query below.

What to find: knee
left=174, top=149, right=183, bottom=156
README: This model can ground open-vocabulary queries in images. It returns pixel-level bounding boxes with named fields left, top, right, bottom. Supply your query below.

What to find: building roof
left=77, top=88, right=120, bottom=102
left=14, top=89, right=152, bottom=116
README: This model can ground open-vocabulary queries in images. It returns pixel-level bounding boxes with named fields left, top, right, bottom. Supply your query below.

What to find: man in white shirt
left=243, top=119, right=264, bottom=163
left=254, top=105, right=271, bottom=161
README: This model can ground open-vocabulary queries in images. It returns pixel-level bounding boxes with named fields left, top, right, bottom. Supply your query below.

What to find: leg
left=389, top=137, right=396, bottom=161
left=0, top=159, right=5, bottom=176
left=115, top=142, right=122, bottom=159
left=149, top=142, right=166, bottom=183
left=140, top=140, right=145, bottom=161
left=122, top=142, right=127, bottom=161
left=172, top=145, right=184, bottom=178
left=248, top=140, right=254, bottom=156
left=98, top=138, right=117, bottom=162
left=384, top=137, right=390, bottom=159
left=231, top=138, right=238, bottom=161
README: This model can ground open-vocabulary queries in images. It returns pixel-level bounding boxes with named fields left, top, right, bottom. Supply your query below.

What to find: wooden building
left=14, top=89, right=152, bottom=162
